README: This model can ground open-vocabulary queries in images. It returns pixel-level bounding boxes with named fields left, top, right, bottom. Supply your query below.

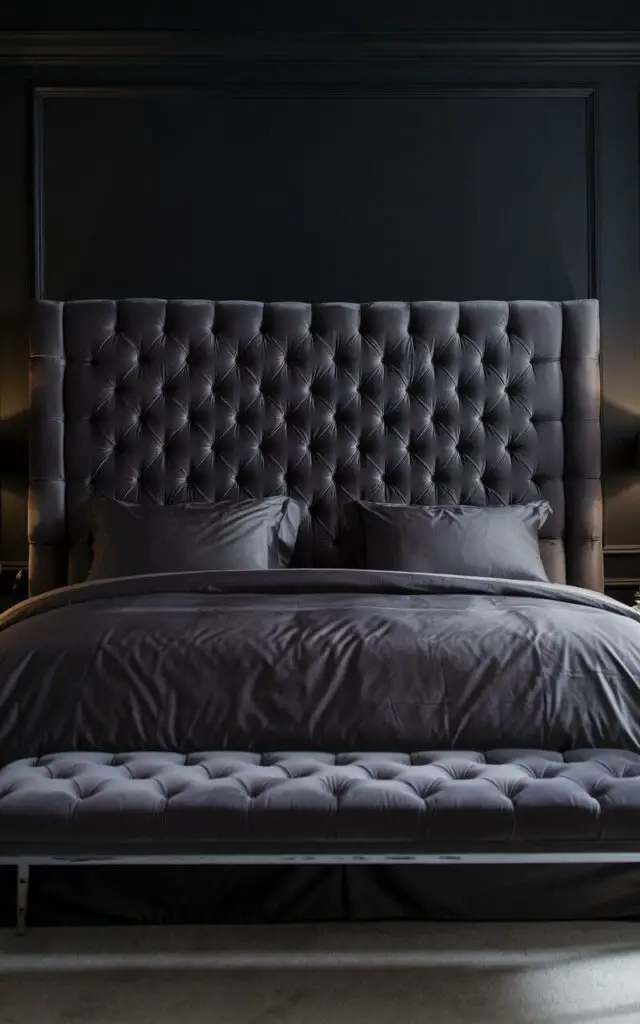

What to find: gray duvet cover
left=1, top=569, right=640, bottom=765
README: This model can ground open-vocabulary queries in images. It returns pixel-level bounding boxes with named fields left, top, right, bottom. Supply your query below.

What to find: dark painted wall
left=1, top=0, right=639, bottom=31
left=0, top=8, right=639, bottom=585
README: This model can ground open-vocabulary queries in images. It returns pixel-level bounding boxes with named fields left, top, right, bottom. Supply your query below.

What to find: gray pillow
left=88, top=497, right=304, bottom=581
left=345, top=501, right=551, bottom=582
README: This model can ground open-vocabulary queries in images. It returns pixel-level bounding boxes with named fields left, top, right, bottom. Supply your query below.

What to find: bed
left=4, top=297, right=640, bottom=931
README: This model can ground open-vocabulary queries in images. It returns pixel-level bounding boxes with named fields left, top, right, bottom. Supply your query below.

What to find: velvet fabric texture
left=87, top=496, right=303, bottom=580
left=29, top=299, right=602, bottom=594
left=346, top=501, right=551, bottom=581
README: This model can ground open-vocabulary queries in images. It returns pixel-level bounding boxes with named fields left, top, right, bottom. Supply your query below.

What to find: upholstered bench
left=3, top=748, right=640, bottom=933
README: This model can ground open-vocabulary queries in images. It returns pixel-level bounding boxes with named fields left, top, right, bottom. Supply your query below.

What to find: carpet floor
left=1, top=921, right=639, bottom=1023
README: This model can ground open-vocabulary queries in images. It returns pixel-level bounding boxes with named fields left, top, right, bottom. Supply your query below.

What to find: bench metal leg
left=15, top=863, right=29, bottom=936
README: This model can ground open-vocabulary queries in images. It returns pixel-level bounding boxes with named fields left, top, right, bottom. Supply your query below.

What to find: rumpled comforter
left=1, top=568, right=640, bottom=764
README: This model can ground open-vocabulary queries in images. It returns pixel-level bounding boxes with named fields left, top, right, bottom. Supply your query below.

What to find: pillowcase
left=344, top=501, right=551, bottom=582
left=87, top=496, right=304, bottom=581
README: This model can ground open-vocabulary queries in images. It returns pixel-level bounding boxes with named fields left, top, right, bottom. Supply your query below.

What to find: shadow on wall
left=603, top=400, right=640, bottom=517
left=0, top=409, right=28, bottom=565
left=0, top=407, right=28, bottom=490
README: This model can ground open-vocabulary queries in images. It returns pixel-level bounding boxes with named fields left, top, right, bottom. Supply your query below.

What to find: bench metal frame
left=6, top=846, right=640, bottom=935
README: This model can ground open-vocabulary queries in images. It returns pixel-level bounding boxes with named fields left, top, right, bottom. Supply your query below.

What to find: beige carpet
left=1, top=921, right=639, bottom=1023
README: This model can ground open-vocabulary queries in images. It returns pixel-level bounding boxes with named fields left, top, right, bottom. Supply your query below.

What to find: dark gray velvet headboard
left=29, top=298, right=602, bottom=596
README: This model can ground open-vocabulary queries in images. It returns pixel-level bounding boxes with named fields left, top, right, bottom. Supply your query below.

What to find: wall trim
left=604, top=548, right=640, bottom=588
left=3, top=31, right=640, bottom=67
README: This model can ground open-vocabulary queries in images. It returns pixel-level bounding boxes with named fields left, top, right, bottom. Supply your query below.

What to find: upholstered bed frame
left=28, top=298, right=603, bottom=595
left=3, top=297, right=619, bottom=936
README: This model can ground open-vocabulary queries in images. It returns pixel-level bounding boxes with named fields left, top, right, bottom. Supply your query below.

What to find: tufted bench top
left=2, top=749, right=640, bottom=855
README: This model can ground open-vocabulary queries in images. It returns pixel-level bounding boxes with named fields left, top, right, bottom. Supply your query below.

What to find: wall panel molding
left=31, top=83, right=599, bottom=301
left=604, top=547, right=640, bottom=588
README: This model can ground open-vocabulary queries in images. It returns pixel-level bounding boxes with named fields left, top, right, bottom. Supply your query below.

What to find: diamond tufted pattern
left=1, top=750, right=639, bottom=850
left=29, top=298, right=602, bottom=595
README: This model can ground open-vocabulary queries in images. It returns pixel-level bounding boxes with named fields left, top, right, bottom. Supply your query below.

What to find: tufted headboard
left=29, top=298, right=602, bottom=596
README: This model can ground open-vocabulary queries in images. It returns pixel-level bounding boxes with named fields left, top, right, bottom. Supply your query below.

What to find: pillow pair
left=345, top=500, right=551, bottom=582
left=88, top=496, right=551, bottom=584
